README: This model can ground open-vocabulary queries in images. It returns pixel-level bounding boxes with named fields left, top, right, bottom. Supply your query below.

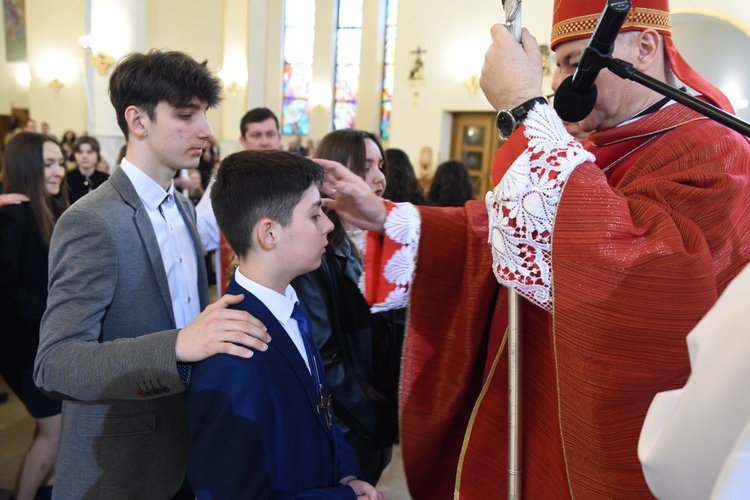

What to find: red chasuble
left=389, top=103, right=750, bottom=499
left=218, top=232, right=235, bottom=295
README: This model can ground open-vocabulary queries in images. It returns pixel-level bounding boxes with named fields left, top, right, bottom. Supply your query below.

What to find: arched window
left=281, top=0, right=316, bottom=135
left=380, top=0, right=398, bottom=139
left=333, top=0, right=363, bottom=130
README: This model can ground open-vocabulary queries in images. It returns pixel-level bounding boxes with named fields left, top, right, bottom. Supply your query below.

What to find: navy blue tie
left=177, top=362, right=191, bottom=383
left=291, top=302, right=318, bottom=376
left=291, top=302, right=333, bottom=430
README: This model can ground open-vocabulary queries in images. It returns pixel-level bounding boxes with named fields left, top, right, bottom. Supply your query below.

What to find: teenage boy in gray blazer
left=34, top=50, right=271, bottom=499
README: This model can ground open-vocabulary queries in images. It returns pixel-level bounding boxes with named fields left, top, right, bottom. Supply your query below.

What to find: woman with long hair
left=59, top=130, right=77, bottom=164
left=315, top=130, right=386, bottom=257
left=383, top=148, right=427, bottom=205
left=292, top=129, right=401, bottom=485
left=0, top=132, right=68, bottom=500
left=427, top=159, right=475, bottom=207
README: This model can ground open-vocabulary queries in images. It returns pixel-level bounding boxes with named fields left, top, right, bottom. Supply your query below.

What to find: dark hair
left=2, top=132, right=69, bottom=243
left=62, top=130, right=77, bottom=145
left=240, top=107, right=280, bottom=136
left=383, top=148, right=426, bottom=205
left=211, top=150, right=323, bottom=257
left=427, top=160, right=475, bottom=207
left=315, top=129, right=387, bottom=251
left=109, top=50, right=222, bottom=139
left=73, top=136, right=102, bottom=163
left=116, top=144, right=127, bottom=165
left=316, top=129, right=387, bottom=180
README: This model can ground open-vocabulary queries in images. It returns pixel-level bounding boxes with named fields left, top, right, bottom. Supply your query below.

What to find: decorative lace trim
left=485, top=104, right=594, bottom=311
left=370, top=203, right=421, bottom=313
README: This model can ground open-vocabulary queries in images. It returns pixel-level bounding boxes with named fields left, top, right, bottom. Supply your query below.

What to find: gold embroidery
left=550, top=189, right=575, bottom=499
left=601, top=134, right=662, bottom=173
left=596, top=117, right=707, bottom=147
left=454, top=323, right=509, bottom=498
left=552, top=7, right=671, bottom=47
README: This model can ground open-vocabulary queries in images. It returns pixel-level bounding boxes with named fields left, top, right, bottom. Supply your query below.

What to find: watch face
left=496, top=110, right=516, bottom=139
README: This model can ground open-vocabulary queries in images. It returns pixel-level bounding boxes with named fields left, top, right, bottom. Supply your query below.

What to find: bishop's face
left=551, top=33, right=655, bottom=137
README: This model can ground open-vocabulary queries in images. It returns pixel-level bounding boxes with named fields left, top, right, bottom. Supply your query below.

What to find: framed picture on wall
left=3, top=0, right=28, bottom=62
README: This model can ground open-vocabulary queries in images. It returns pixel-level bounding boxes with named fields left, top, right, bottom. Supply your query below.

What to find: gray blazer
left=34, top=166, right=208, bottom=499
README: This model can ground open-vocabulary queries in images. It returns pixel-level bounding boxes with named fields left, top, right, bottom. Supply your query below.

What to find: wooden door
left=450, top=112, right=503, bottom=197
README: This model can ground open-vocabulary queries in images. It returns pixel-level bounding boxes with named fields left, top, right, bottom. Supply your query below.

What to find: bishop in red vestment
left=321, top=1, right=750, bottom=498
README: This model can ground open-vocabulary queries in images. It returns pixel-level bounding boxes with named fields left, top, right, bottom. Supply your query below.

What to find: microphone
left=554, top=0, right=631, bottom=122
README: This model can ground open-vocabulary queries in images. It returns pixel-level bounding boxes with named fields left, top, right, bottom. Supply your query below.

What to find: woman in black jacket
left=0, top=132, right=68, bottom=500
left=292, top=129, right=401, bottom=485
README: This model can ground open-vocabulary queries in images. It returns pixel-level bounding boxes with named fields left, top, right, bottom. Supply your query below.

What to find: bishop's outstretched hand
left=315, top=158, right=387, bottom=233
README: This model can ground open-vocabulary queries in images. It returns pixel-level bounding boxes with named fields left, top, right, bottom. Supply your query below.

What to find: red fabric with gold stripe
left=392, top=103, right=750, bottom=499
left=218, top=231, right=235, bottom=296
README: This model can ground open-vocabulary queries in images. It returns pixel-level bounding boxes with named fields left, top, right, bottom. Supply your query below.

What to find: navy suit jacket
left=186, top=278, right=361, bottom=499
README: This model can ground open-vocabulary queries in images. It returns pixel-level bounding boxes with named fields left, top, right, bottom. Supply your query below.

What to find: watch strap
left=496, top=97, right=547, bottom=139
left=511, top=96, right=548, bottom=123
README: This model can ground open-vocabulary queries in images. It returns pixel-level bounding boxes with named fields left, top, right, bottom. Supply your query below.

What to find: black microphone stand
left=606, top=57, right=750, bottom=138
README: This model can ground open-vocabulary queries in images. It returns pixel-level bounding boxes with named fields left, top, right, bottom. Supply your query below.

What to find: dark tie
left=291, top=302, right=333, bottom=429
left=290, top=302, right=318, bottom=375
left=177, top=361, right=190, bottom=383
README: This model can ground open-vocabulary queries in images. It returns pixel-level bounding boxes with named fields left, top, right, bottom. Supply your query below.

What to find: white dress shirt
left=120, top=159, right=201, bottom=328
left=234, top=268, right=311, bottom=373
left=195, top=178, right=219, bottom=252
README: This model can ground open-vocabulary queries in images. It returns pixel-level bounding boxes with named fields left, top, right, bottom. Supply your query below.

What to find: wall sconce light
left=464, top=74, right=480, bottom=94
left=49, top=78, right=64, bottom=93
left=409, top=46, right=426, bottom=81
left=90, top=53, right=115, bottom=76
left=226, top=82, right=240, bottom=96
left=79, top=35, right=116, bottom=76
left=217, top=66, right=246, bottom=98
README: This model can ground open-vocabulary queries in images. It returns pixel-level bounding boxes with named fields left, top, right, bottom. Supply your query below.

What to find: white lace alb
left=485, top=103, right=594, bottom=311
left=370, top=105, right=593, bottom=313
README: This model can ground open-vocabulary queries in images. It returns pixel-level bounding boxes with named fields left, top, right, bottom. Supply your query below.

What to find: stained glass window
left=282, top=0, right=316, bottom=135
left=333, top=0, right=363, bottom=130
left=380, top=0, right=398, bottom=139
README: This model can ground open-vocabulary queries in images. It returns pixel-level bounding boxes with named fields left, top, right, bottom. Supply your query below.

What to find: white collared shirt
left=195, top=178, right=219, bottom=252
left=120, top=159, right=201, bottom=328
left=234, top=268, right=311, bottom=373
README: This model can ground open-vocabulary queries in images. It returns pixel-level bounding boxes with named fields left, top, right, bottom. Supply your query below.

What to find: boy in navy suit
left=185, top=150, right=384, bottom=499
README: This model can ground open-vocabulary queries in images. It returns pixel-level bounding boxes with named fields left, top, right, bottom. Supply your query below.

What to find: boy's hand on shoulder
left=0, top=193, right=30, bottom=207
left=175, top=293, right=271, bottom=362
left=345, top=479, right=385, bottom=500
